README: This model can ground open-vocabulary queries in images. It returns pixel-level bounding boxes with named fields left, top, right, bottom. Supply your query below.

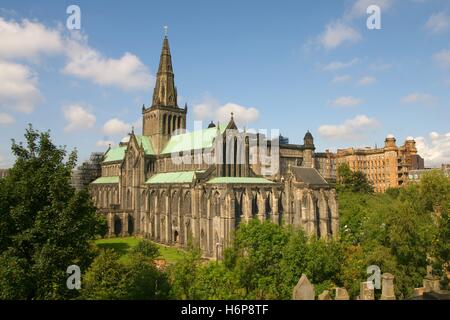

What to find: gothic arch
left=168, top=114, right=172, bottom=134
left=234, top=191, right=243, bottom=227
left=212, top=191, right=221, bottom=217
left=162, top=114, right=167, bottom=134
left=201, top=190, right=208, bottom=218
left=251, top=191, right=259, bottom=218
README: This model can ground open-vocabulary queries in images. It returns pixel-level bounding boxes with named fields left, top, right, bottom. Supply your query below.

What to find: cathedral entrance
left=128, top=215, right=135, bottom=235
left=114, top=216, right=122, bottom=236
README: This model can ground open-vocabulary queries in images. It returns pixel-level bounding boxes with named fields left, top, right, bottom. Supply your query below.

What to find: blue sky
left=0, top=0, right=449, bottom=168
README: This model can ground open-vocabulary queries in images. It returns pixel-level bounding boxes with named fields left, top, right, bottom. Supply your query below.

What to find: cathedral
left=90, top=36, right=339, bottom=258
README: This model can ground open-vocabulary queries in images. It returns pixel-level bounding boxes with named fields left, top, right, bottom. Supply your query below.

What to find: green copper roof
left=102, top=136, right=154, bottom=163
left=145, top=171, right=204, bottom=184
left=135, top=135, right=155, bottom=155
left=161, top=125, right=227, bottom=154
left=91, top=176, right=120, bottom=184
left=103, top=146, right=126, bottom=163
left=207, top=177, right=275, bottom=184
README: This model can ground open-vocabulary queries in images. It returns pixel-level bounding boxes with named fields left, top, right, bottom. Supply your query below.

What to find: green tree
left=122, top=253, right=171, bottom=300
left=130, top=239, right=160, bottom=260
left=230, top=220, right=289, bottom=299
left=337, top=163, right=373, bottom=193
left=81, top=250, right=127, bottom=299
left=0, top=125, right=107, bottom=299
left=168, top=247, right=202, bottom=299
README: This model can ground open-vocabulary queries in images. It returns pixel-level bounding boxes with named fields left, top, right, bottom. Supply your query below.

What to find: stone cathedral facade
left=90, top=36, right=339, bottom=258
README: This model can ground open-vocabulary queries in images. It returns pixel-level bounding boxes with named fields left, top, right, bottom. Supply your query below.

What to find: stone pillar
left=122, top=212, right=129, bottom=237
left=243, top=189, right=252, bottom=222
left=257, top=191, right=266, bottom=222
left=380, top=273, right=396, bottom=300
left=271, top=192, right=279, bottom=225
left=305, top=193, right=316, bottom=237
left=318, top=190, right=328, bottom=239
left=360, top=281, right=375, bottom=300
left=108, top=212, right=115, bottom=237
left=165, top=192, right=171, bottom=244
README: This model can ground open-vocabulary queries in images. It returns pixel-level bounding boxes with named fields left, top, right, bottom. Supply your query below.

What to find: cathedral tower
left=142, top=36, right=187, bottom=154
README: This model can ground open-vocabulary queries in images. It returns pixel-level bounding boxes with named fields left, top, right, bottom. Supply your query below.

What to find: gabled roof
left=91, top=176, right=120, bottom=184
left=206, top=177, right=275, bottom=184
left=102, top=135, right=155, bottom=164
left=161, top=125, right=227, bottom=154
left=145, top=171, right=205, bottom=184
left=103, top=146, right=127, bottom=163
left=292, top=167, right=328, bottom=186
left=135, top=135, right=155, bottom=155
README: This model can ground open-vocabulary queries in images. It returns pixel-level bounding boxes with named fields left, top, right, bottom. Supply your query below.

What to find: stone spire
left=151, top=35, right=178, bottom=108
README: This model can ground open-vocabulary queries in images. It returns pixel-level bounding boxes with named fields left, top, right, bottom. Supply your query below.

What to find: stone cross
left=292, top=274, right=315, bottom=300
left=360, top=281, right=375, bottom=300
left=380, top=273, right=396, bottom=300
left=335, top=287, right=350, bottom=300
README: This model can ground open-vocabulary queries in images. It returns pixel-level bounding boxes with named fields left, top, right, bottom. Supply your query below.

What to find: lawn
left=95, top=237, right=186, bottom=264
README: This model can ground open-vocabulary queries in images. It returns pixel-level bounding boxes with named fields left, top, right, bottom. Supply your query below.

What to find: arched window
left=172, top=116, right=177, bottom=134
left=162, top=114, right=167, bottom=134
left=168, top=115, right=172, bottom=134
left=213, top=192, right=221, bottom=217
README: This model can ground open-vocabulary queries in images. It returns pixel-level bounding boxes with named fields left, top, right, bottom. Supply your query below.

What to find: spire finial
left=231, top=112, right=234, bottom=120
left=131, top=126, right=134, bottom=134
left=164, top=26, right=168, bottom=37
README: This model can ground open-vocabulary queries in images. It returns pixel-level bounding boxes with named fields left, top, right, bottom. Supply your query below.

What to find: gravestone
left=380, top=273, right=396, bottom=300
left=335, top=287, right=350, bottom=300
left=423, top=274, right=441, bottom=293
left=292, top=274, right=315, bottom=300
left=360, top=281, right=375, bottom=300
left=414, top=287, right=425, bottom=297
left=318, top=290, right=332, bottom=300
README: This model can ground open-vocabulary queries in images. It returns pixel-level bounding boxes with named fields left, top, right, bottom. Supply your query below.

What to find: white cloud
left=433, top=49, right=450, bottom=68
left=332, top=75, right=352, bottom=83
left=96, top=140, right=114, bottom=148
left=0, top=17, right=63, bottom=60
left=322, top=58, right=360, bottom=71
left=317, top=21, right=361, bottom=50
left=357, top=76, right=376, bottom=86
left=415, top=132, right=450, bottom=167
left=0, top=61, right=42, bottom=113
left=193, top=97, right=259, bottom=126
left=62, top=104, right=96, bottom=132
left=101, top=118, right=131, bottom=136
left=0, top=17, right=153, bottom=91
left=401, top=93, right=438, bottom=107
left=425, top=12, right=450, bottom=33
left=331, top=96, right=364, bottom=107
left=314, top=0, right=393, bottom=51
left=318, top=115, right=379, bottom=139
left=0, top=112, right=14, bottom=125
left=63, top=34, right=153, bottom=91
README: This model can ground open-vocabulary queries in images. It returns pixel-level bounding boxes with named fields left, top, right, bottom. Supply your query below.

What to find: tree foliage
left=337, top=163, right=373, bottom=193
left=0, top=125, right=107, bottom=299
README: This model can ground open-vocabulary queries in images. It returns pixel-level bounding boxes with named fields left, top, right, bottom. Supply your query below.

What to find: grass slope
left=95, top=237, right=186, bottom=264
